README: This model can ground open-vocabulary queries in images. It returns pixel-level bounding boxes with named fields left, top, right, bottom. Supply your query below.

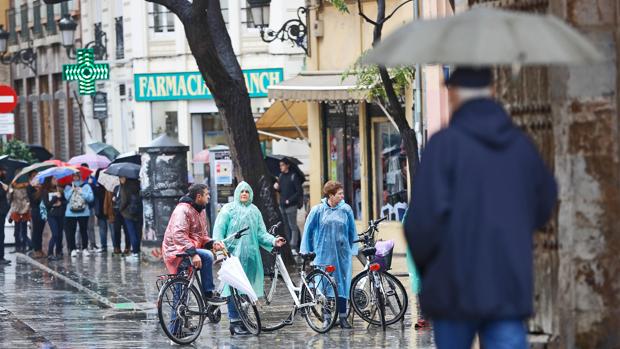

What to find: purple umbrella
left=68, top=154, right=111, bottom=170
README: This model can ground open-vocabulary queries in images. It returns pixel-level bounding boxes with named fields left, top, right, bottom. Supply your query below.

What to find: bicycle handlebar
left=220, top=226, right=249, bottom=243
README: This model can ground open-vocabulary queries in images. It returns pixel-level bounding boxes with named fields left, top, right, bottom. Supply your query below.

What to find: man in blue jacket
left=404, top=67, right=557, bottom=349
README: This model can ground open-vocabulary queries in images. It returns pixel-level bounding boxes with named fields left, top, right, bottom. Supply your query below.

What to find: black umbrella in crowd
left=105, top=162, right=141, bottom=179
left=264, top=154, right=304, bottom=180
left=28, top=144, right=53, bottom=162
left=0, top=155, right=30, bottom=182
left=111, top=151, right=141, bottom=165
left=88, top=142, right=120, bottom=161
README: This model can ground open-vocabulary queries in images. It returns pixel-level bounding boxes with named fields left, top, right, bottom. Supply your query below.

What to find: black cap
left=445, top=67, right=492, bottom=88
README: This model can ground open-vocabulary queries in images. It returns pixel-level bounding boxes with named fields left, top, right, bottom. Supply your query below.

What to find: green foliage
left=343, top=51, right=414, bottom=102
left=326, top=0, right=350, bottom=13
left=0, top=140, right=35, bottom=163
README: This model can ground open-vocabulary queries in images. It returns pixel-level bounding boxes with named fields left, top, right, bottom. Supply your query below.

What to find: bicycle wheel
left=232, top=288, right=261, bottom=335
left=300, top=269, right=338, bottom=333
left=157, top=278, right=205, bottom=345
left=350, top=270, right=408, bottom=326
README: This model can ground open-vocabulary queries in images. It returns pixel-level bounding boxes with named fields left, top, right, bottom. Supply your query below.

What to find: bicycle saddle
left=176, top=253, right=191, bottom=257
left=299, top=252, right=316, bottom=261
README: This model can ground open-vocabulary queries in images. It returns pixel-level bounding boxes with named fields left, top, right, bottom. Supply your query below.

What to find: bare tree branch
left=382, top=0, right=413, bottom=24
left=145, top=0, right=192, bottom=24
left=357, top=0, right=378, bottom=26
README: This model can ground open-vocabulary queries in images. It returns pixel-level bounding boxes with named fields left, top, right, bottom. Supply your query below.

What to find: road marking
left=16, top=253, right=144, bottom=312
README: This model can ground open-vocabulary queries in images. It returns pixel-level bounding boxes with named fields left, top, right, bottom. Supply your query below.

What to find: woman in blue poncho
left=212, top=181, right=285, bottom=335
left=300, top=180, right=358, bottom=329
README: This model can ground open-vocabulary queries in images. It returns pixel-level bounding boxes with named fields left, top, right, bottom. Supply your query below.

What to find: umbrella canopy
left=97, top=171, right=120, bottom=192
left=192, top=149, right=210, bottom=163
left=28, top=144, right=53, bottom=162
left=68, top=154, right=111, bottom=170
left=35, top=167, right=79, bottom=184
left=105, top=163, right=141, bottom=179
left=111, top=151, right=141, bottom=165
left=362, top=7, right=603, bottom=67
left=12, top=162, right=57, bottom=185
left=88, top=142, right=120, bottom=161
left=44, top=159, right=70, bottom=167
left=217, top=256, right=258, bottom=303
left=265, top=154, right=304, bottom=179
left=0, top=156, right=30, bottom=182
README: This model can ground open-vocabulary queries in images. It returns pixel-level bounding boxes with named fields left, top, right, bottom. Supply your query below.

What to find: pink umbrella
left=192, top=149, right=210, bottom=163
left=68, top=154, right=111, bottom=170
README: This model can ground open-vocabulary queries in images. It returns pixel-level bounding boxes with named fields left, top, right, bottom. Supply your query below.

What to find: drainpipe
left=413, top=0, right=424, bottom=153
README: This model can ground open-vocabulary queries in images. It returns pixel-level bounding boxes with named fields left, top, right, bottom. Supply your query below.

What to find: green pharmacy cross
left=62, top=48, right=109, bottom=95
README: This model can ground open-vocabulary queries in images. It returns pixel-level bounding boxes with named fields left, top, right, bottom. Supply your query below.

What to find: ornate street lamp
left=247, top=0, right=308, bottom=55
left=0, top=25, right=37, bottom=75
left=58, top=14, right=108, bottom=60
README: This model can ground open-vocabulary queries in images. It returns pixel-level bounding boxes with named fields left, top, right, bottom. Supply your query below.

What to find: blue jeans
left=227, top=297, right=240, bottom=322
left=124, top=218, right=141, bottom=254
left=14, top=221, right=29, bottom=250
left=47, top=216, right=64, bottom=256
left=195, top=249, right=216, bottom=294
left=97, top=217, right=109, bottom=251
left=434, top=319, right=528, bottom=349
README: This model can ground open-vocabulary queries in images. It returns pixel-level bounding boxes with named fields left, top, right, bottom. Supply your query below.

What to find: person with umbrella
left=27, top=171, right=46, bottom=259
left=42, top=177, right=66, bottom=260
left=118, top=176, right=142, bottom=261
left=8, top=177, right=31, bottom=253
left=404, top=67, right=557, bottom=348
left=0, top=166, right=11, bottom=265
left=93, top=169, right=111, bottom=254
left=64, top=171, right=95, bottom=258
left=212, top=181, right=286, bottom=335
left=273, top=157, right=304, bottom=255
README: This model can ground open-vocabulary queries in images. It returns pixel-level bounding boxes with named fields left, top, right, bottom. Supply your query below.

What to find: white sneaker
left=71, top=250, right=79, bottom=258
left=126, top=253, right=140, bottom=262
left=82, top=249, right=91, bottom=257
left=95, top=248, right=105, bottom=254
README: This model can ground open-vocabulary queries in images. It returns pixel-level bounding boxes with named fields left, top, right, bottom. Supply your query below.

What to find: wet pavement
left=0, top=251, right=434, bottom=348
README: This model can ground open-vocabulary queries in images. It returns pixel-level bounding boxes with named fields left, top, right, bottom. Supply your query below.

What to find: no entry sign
left=0, top=85, right=17, bottom=113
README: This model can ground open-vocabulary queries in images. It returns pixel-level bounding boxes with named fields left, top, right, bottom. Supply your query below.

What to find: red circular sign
left=0, top=85, right=18, bottom=113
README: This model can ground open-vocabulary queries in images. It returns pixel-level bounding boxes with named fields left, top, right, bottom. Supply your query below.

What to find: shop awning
left=256, top=101, right=308, bottom=142
left=268, top=71, right=368, bottom=102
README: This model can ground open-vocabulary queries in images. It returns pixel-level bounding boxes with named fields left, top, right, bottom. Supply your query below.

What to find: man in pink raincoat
left=162, top=183, right=226, bottom=305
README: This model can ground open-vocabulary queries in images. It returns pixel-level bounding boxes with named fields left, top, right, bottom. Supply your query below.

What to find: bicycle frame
left=266, top=252, right=318, bottom=310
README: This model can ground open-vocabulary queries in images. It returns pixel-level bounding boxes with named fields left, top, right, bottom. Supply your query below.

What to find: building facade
left=77, top=0, right=306, bottom=181
left=6, top=0, right=83, bottom=159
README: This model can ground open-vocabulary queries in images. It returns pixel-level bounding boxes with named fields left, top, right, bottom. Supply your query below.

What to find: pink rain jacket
left=162, top=201, right=211, bottom=274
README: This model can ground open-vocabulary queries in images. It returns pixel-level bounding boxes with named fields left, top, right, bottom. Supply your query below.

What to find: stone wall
left=551, top=0, right=620, bottom=347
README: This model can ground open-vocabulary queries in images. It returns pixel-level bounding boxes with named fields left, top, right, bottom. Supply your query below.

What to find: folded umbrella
left=362, top=7, right=604, bottom=67
left=12, top=162, right=57, bottom=185
left=88, top=142, right=120, bottom=161
left=111, top=151, right=141, bottom=165
left=105, top=163, right=141, bottom=179
left=68, top=154, right=111, bottom=170
left=217, top=256, right=258, bottom=303
left=28, top=144, right=53, bottom=162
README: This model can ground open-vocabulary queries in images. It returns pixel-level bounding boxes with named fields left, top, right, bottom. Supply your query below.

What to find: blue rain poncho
left=300, top=198, right=358, bottom=299
left=212, top=181, right=275, bottom=298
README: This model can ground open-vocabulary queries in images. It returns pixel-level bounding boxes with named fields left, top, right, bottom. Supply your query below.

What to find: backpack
left=69, top=186, right=87, bottom=213
left=39, top=201, right=47, bottom=221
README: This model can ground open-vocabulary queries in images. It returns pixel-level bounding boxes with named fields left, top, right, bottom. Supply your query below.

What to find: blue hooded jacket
left=404, top=98, right=557, bottom=320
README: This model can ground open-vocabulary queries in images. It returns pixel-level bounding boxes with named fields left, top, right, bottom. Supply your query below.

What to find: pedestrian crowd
left=0, top=163, right=143, bottom=265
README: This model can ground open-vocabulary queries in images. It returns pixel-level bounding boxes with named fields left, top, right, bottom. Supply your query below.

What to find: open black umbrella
left=28, top=144, right=53, bottom=162
left=105, top=162, right=141, bottom=179
left=88, top=142, right=120, bottom=161
left=111, top=151, right=141, bottom=165
left=0, top=156, right=30, bottom=182
left=264, top=154, right=304, bottom=179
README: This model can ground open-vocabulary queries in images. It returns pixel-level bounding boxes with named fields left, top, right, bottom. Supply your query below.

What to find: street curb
left=15, top=253, right=149, bottom=318
left=0, top=306, right=57, bottom=349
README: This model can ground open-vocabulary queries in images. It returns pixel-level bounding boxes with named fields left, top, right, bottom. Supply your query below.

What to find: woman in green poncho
left=212, top=181, right=286, bottom=335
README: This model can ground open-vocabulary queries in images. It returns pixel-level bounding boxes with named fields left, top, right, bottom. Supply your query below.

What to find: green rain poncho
left=212, top=181, right=275, bottom=298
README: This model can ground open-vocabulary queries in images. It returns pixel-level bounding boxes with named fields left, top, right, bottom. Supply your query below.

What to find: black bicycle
left=156, top=227, right=261, bottom=345
left=349, top=217, right=408, bottom=330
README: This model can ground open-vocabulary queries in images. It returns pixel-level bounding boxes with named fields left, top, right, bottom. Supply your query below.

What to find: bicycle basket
left=373, top=240, right=394, bottom=271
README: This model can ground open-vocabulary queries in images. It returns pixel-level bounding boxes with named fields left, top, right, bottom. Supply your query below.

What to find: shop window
left=201, top=113, right=227, bottom=149
left=373, top=120, right=408, bottom=222
left=323, top=102, right=362, bottom=220
left=151, top=102, right=178, bottom=140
